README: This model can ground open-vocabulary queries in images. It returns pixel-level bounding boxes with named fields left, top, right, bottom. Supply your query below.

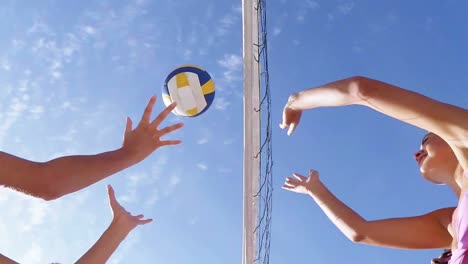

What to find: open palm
left=107, top=185, right=152, bottom=231
left=282, top=169, right=319, bottom=195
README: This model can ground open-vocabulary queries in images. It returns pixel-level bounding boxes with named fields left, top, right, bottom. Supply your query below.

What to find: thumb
left=287, top=123, right=296, bottom=136
left=125, top=117, right=133, bottom=135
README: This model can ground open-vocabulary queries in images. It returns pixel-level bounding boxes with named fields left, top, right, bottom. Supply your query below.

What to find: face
left=414, top=133, right=458, bottom=184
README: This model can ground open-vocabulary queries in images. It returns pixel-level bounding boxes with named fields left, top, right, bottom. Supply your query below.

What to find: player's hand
left=280, top=94, right=302, bottom=136
left=108, top=185, right=152, bottom=232
left=122, top=96, right=183, bottom=164
left=282, top=169, right=320, bottom=195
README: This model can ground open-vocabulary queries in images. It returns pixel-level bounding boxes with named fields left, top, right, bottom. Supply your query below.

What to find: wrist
left=116, top=147, right=141, bottom=167
left=286, top=93, right=301, bottom=110
left=110, top=217, right=134, bottom=236
left=306, top=178, right=323, bottom=197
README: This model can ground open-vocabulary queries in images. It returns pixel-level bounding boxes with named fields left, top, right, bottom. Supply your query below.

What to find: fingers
left=158, top=123, right=184, bottom=136
left=150, top=102, right=177, bottom=129
left=279, top=122, right=297, bottom=136
left=158, top=140, right=182, bottom=146
left=125, top=117, right=133, bottom=134
left=281, top=184, right=294, bottom=191
left=293, top=173, right=307, bottom=181
left=284, top=177, right=299, bottom=186
left=280, top=111, right=289, bottom=130
left=107, top=184, right=118, bottom=208
left=140, top=96, right=157, bottom=125
left=133, top=214, right=153, bottom=224
left=287, top=123, right=296, bottom=136
left=309, top=169, right=318, bottom=176
left=139, top=218, right=153, bottom=225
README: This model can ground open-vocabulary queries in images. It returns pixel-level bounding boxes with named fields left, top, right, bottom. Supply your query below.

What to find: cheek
left=419, top=165, right=444, bottom=184
left=420, top=155, right=438, bottom=173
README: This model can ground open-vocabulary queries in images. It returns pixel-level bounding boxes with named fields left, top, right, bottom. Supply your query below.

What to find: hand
left=107, top=185, right=152, bottom=232
left=279, top=94, right=302, bottom=136
left=122, top=96, right=183, bottom=164
left=282, top=169, right=320, bottom=195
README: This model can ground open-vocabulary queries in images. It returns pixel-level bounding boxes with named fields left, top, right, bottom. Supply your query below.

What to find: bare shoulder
left=429, top=207, right=456, bottom=229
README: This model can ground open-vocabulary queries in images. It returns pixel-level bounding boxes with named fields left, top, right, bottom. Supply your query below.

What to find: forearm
left=288, top=76, right=364, bottom=110
left=0, top=254, right=19, bottom=264
left=291, top=76, right=468, bottom=145
left=75, top=221, right=130, bottom=264
left=41, top=148, right=135, bottom=199
left=307, top=180, right=367, bottom=242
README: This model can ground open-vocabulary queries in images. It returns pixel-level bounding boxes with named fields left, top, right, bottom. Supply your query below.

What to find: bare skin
left=0, top=185, right=151, bottom=264
left=0, top=96, right=183, bottom=200
left=281, top=76, right=468, bottom=251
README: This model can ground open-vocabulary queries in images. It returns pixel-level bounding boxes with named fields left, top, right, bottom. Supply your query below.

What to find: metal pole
left=242, top=0, right=260, bottom=263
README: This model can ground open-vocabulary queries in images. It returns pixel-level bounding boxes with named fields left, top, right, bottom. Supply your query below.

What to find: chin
left=420, top=170, right=444, bottom=185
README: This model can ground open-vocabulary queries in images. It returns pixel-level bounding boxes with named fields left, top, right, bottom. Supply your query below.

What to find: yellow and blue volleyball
left=162, top=65, right=215, bottom=117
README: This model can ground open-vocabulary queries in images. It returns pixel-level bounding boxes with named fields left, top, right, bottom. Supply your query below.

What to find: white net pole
left=242, top=0, right=260, bottom=263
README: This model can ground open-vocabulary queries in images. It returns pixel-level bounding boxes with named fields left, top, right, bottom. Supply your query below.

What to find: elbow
left=348, top=232, right=366, bottom=243
left=40, top=189, right=62, bottom=201
left=34, top=180, right=62, bottom=201
left=344, top=222, right=368, bottom=244
left=348, top=76, right=375, bottom=102
left=35, top=163, right=63, bottom=201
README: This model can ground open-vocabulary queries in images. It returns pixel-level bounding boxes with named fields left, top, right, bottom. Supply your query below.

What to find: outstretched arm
left=75, top=185, right=152, bottom=264
left=281, top=76, right=468, bottom=168
left=0, top=254, right=19, bottom=264
left=282, top=170, right=453, bottom=249
left=0, top=96, right=183, bottom=200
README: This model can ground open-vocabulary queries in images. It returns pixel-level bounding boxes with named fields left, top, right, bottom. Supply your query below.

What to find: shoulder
left=428, top=207, right=456, bottom=229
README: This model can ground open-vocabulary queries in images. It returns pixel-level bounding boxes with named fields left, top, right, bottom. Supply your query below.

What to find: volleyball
left=162, top=65, right=215, bottom=117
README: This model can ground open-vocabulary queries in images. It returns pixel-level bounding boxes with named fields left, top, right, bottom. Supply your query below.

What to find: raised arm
left=281, top=76, right=468, bottom=169
left=0, top=96, right=183, bottom=200
left=0, top=255, right=19, bottom=264
left=75, top=185, right=152, bottom=264
left=282, top=169, right=453, bottom=249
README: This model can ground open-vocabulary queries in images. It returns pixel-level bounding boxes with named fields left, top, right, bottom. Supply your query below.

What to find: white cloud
left=118, top=172, right=148, bottom=204
left=216, top=6, right=241, bottom=36
left=28, top=20, right=54, bottom=36
left=0, top=90, right=30, bottom=146
left=218, top=53, right=242, bottom=85
left=218, top=54, right=242, bottom=71
left=0, top=189, right=10, bottom=203
left=20, top=200, right=50, bottom=232
left=338, top=2, right=355, bottom=15
left=197, top=138, right=209, bottom=145
left=19, top=242, right=44, bottom=264
left=81, top=25, right=97, bottom=35
left=305, top=0, right=319, bottom=9
left=197, top=163, right=208, bottom=171
left=1, top=58, right=11, bottom=71
left=296, top=1, right=319, bottom=22
left=214, top=97, right=231, bottom=111
left=169, top=174, right=180, bottom=187
left=163, top=172, right=181, bottom=197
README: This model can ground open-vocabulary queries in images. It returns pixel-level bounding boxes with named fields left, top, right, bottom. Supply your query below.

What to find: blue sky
left=0, top=0, right=467, bottom=263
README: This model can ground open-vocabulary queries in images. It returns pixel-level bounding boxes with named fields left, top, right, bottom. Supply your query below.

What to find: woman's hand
left=282, top=169, right=320, bottom=195
left=107, top=185, right=152, bottom=233
left=121, top=96, right=184, bottom=164
left=280, top=94, right=303, bottom=136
